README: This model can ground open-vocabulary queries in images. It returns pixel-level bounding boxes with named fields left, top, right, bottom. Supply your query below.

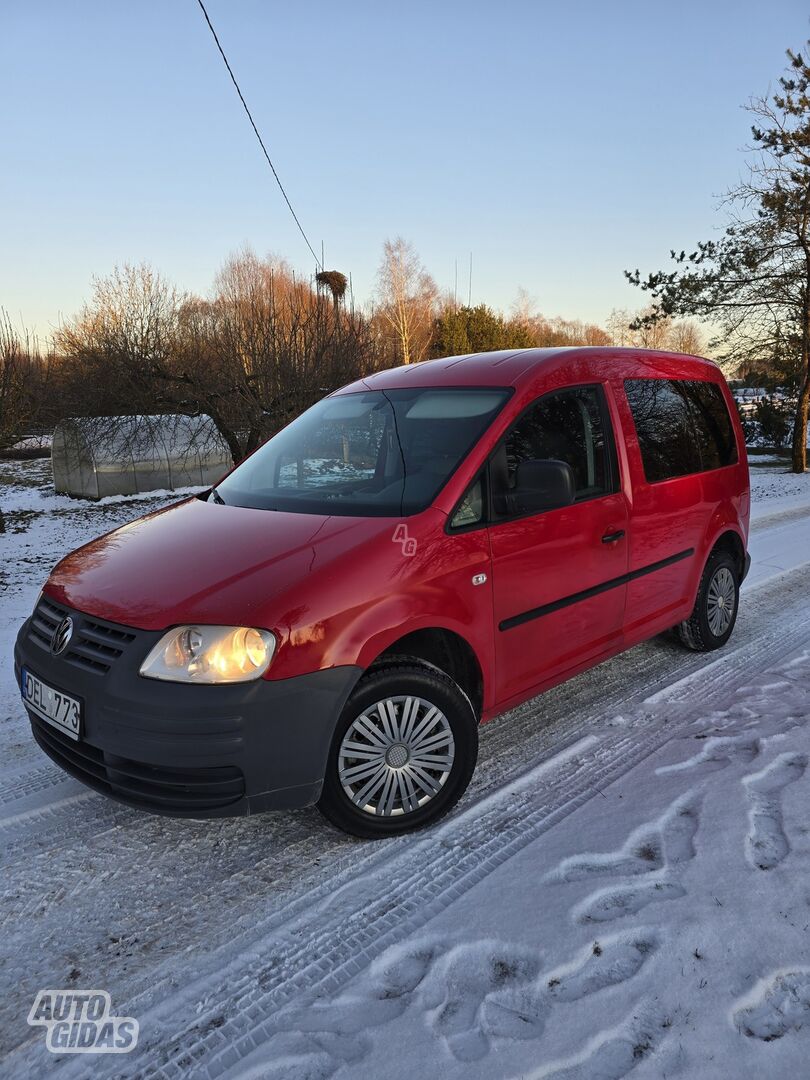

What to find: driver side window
left=493, top=385, right=614, bottom=515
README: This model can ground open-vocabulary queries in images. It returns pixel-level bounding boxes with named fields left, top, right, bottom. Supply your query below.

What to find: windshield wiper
left=209, top=487, right=225, bottom=505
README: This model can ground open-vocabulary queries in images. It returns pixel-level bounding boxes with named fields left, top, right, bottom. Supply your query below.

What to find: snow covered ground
left=2, top=457, right=810, bottom=1078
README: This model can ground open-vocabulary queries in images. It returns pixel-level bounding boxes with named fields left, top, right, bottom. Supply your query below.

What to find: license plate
left=21, top=668, right=82, bottom=741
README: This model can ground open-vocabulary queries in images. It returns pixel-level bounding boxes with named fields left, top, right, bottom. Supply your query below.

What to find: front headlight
left=139, top=625, right=276, bottom=684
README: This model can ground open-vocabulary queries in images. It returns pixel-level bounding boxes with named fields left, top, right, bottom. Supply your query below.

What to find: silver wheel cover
left=706, top=566, right=736, bottom=636
left=338, top=695, right=455, bottom=817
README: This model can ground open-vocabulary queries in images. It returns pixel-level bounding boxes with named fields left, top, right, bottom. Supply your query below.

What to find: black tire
left=677, top=550, right=740, bottom=652
left=317, top=660, right=478, bottom=839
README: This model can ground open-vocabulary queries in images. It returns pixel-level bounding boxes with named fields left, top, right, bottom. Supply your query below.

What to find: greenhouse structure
left=51, top=415, right=232, bottom=500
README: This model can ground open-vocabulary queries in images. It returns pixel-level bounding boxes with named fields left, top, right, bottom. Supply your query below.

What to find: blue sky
left=2, top=1, right=808, bottom=340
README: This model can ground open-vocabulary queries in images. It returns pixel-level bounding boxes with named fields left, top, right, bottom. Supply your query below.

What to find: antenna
left=468, top=252, right=473, bottom=306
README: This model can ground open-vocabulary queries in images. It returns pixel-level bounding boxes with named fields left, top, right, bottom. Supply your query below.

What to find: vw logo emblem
left=51, top=616, right=74, bottom=656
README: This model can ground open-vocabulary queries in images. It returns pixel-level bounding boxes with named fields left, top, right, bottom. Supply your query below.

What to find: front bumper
left=14, top=597, right=361, bottom=818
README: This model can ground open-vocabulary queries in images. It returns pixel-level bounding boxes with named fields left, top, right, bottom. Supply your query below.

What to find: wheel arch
left=366, top=627, right=485, bottom=721
left=706, top=527, right=746, bottom=580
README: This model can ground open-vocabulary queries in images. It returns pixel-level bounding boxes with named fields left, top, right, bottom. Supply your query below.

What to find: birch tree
left=374, top=238, right=438, bottom=365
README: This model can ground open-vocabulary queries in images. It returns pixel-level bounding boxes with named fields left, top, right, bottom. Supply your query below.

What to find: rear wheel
left=677, top=551, right=740, bottom=652
left=317, top=661, right=478, bottom=838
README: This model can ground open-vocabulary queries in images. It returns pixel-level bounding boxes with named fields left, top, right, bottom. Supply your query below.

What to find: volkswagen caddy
left=15, top=348, right=750, bottom=837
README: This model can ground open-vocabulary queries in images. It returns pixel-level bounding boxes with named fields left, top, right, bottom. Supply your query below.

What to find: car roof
left=336, top=347, right=720, bottom=394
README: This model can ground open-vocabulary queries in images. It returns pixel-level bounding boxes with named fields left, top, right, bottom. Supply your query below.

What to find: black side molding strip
left=499, top=548, right=695, bottom=631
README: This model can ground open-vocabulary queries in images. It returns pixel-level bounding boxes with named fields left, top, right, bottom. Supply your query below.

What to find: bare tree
left=668, top=319, right=704, bottom=355
left=374, top=238, right=438, bottom=365
left=0, top=311, right=29, bottom=453
left=506, top=292, right=611, bottom=348
left=190, top=251, right=372, bottom=459
left=630, top=307, right=672, bottom=350
left=0, top=311, right=21, bottom=533
left=582, top=323, right=612, bottom=346
left=51, top=256, right=376, bottom=467
left=606, top=308, right=704, bottom=353
left=54, top=263, right=183, bottom=417
left=510, top=287, right=537, bottom=332
left=0, top=313, right=57, bottom=445
left=606, top=308, right=634, bottom=346
left=0, top=311, right=56, bottom=530
left=525, top=314, right=611, bottom=348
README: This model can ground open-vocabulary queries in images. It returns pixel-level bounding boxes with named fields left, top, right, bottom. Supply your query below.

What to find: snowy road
left=2, top=460, right=810, bottom=1077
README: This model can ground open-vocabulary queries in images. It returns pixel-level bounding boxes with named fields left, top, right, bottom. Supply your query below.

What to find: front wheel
left=317, top=661, right=478, bottom=838
left=677, top=551, right=740, bottom=652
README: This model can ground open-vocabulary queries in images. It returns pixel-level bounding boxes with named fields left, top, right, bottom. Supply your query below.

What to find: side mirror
left=511, top=459, right=575, bottom=514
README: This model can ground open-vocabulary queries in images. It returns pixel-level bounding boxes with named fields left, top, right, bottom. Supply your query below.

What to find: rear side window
left=624, top=379, right=738, bottom=483
left=681, top=381, right=738, bottom=470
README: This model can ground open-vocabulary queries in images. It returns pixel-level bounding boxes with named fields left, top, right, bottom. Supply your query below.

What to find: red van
left=15, top=348, right=750, bottom=837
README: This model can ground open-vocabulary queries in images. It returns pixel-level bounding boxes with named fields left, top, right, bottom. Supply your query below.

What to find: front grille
left=31, top=715, right=245, bottom=813
left=28, top=597, right=136, bottom=675
left=28, top=596, right=65, bottom=649
left=67, top=617, right=136, bottom=674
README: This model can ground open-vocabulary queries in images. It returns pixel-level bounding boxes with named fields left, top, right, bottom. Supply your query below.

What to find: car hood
left=45, top=497, right=392, bottom=631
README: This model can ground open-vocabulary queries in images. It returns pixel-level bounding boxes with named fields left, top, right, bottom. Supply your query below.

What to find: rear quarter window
left=624, top=378, right=738, bottom=483
left=681, top=381, right=738, bottom=470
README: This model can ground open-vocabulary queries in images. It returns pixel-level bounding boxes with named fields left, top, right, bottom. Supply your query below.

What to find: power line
left=195, top=0, right=322, bottom=269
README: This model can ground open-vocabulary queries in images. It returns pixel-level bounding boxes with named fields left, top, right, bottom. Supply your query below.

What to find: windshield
left=213, top=387, right=510, bottom=516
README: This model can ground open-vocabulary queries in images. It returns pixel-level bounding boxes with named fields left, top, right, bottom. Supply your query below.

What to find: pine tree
left=626, top=44, right=810, bottom=472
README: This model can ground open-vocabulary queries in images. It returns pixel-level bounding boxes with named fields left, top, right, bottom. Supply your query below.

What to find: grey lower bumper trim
left=15, top=610, right=361, bottom=818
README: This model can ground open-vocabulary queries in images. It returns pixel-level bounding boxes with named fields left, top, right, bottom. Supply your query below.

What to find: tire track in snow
left=72, top=731, right=662, bottom=1080
left=5, top=545, right=810, bottom=1076
left=3, top=557, right=806, bottom=1017
left=2, top=503, right=808, bottom=832
left=1, top=550, right=804, bottom=876
left=0, top=529, right=807, bottom=859
left=0, top=763, right=67, bottom=804
left=53, top=601, right=810, bottom=1080
left=6, top=580, right=808, bottom=1061
left=6, top=565, right=810, bottom=1078
left=750, top=499, right=810, bottom=533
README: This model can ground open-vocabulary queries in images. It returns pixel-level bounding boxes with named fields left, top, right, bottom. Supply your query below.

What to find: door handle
left=601, top=529, right=626, bottom=544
